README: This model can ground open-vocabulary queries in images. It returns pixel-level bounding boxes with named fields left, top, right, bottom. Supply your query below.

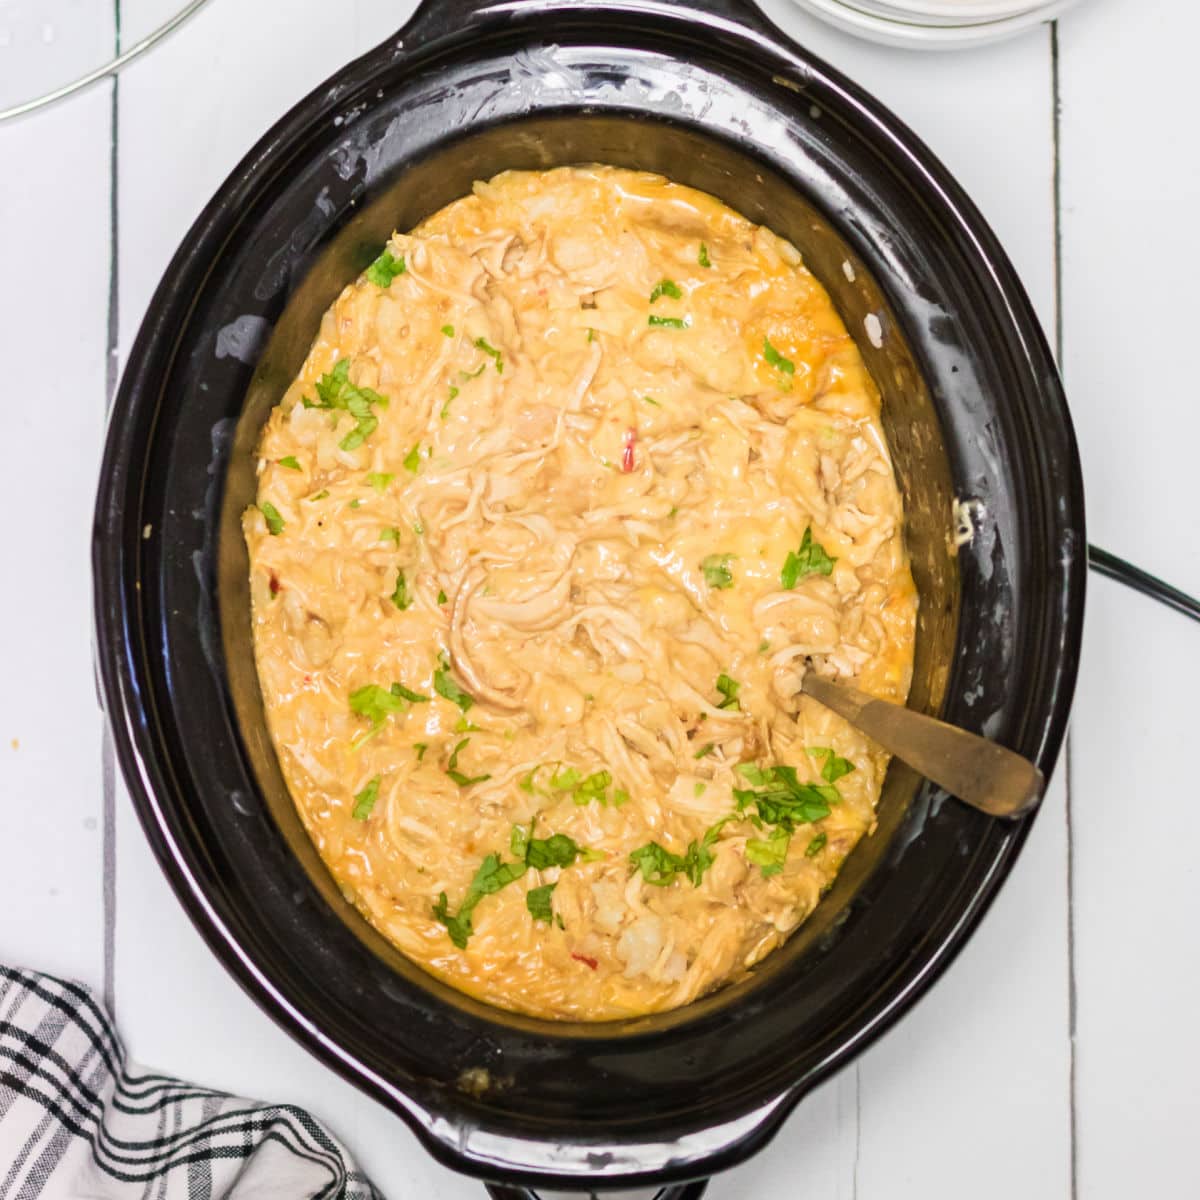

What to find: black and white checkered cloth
left=0, top=966, right=382, bottom=1199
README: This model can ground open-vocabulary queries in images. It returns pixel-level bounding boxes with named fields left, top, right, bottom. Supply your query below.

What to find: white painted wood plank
left=717, top=9, right=1071, bottom=1198
left=1058, top=0, right=1200, bottom=594
left=0, top=46, right=113, bottom=981
left=1059, top=1, right=1200, bottom=1195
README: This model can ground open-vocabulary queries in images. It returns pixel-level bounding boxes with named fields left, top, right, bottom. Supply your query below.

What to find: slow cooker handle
left=485, top=1181, right=711, bottom=1200
left=397, top=0, right=769, bottom=53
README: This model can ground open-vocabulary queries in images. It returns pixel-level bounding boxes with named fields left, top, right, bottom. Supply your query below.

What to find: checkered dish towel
left=0, top=966, right=381, bottom=1199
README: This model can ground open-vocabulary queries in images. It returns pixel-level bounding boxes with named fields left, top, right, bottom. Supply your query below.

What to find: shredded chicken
left=244, top=167, right=917, bottom=1020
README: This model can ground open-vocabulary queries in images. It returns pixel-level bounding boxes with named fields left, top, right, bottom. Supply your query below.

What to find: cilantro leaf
left=365, top=249, right=406, bottom=288
left=694, top=743, right=715, bottom=759
left=366, top=471, right=393, bottom=493
left=437, top=589, right=448, bottom=605
left=698, top=242, right=712, bottom=268
left=433, top=652, right=474, bottom=712
left=390, top=682, right=428, bottom=703
left=278, top=455, right=302, bottom=471
left=432, top=891, right=473, bottom=949
left=781, top=527, right=837, bottom=588
left=441, top=324, right=455, bottom=337
left=805, top=832, right=827, bottom=857
left=349, top=684, right=406, bottom=727
left=414, top=742, right=428, bottom=761
left=434, top=826, right=594, bottom=949
left=763, top=336, right=795, bottom=375
left=807, top=746, right=856, bottom=784
left=526, top=883, right=556, bottom=924
left=445, top=737, right=491, bottom=787
left=402, top=445, right=421, bottom=474
left=474, top=336, right=504, bottom=373
left=391, top=569, right=411, bottom=611
left=746, top=827, right=790, bottom=877
left=352, top=776, right=381, bottom=820
left=629, top=841, right=684, bottom=886
left=716, top=673, right=741, bottom=711
left=732, top=762, right=839, bottom=831
left=259, top=502, right=284, bottom=536
left=305, top=358, right=388, bottom=452
left=525, top=833, right=585, bottom=871
left=380, top=526, right=399, bottom=543
left=648, top=315, right=689, bottom=330
left=701, top=553, right=734, bottom=590
left=650, top=279, right=682, bottom=303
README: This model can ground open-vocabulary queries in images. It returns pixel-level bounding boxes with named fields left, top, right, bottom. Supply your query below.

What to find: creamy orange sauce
left=244, top=167, right=916, bottom=1020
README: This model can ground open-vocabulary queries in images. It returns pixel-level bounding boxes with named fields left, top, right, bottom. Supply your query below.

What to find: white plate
left=861, top=0, right=1057, bottom=17
left=847, top=0, right=1050, bottom=24
left=789, top=0, right=1083, bottom=48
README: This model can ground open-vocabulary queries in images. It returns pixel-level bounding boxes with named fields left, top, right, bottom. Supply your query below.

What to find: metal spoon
left=800, top=674, right=1044, bottom=818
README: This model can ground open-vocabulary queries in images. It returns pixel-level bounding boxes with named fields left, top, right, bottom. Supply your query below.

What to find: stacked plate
left=790, top=0, right=1083, bottom=48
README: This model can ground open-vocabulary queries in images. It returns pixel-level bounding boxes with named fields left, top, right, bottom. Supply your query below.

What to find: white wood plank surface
left=0, top=7, right=113, bottom=982
left=3, top=0, right=1197, bottom=1195
left=1058, top=0, right=1200, bottom=1195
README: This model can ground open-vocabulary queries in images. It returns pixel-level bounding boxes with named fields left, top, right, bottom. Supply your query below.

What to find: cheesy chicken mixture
left=244, top=167, right=917, bottom=1020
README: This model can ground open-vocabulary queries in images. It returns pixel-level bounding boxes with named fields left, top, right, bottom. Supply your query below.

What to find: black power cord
left=1088, top=544, right=1200, bottom=625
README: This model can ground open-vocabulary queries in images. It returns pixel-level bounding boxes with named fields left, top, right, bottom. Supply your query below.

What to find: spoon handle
left=800, top=674, right=1044, bottom=818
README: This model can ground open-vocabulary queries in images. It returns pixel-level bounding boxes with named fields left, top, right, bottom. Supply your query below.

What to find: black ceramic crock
left=92, top=0, right=1085, bottom=1192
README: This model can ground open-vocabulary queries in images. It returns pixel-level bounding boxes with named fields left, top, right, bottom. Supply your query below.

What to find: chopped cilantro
left=303, top=358, right=389, bottom=452
left=402, top=445, right=421, bottom=474
left=733, top=762, right=840, bottom=831
left=352, top=776, right=381, bottom=821
left=310, top=489, right=329, bottom=501
left=348, top=499, right=361, bottom=509
left=701, top=553, right=734, bottom=590
left=437, top=589, right=447, bottom=604
left=441, top=385, right=459, bottom=419
left=365, top=248, right=406, bottom=288
left=526, top=882, right=556, bottom=924
left=391, top=682, right=428, bottom=703
left=380, top=526, right=399, bottom=543
left=440, top=324, right=455, bottom=337
left=414, top=742, right=428, bottom=761
left=586, top=328, right=596, bottom=343
left=746, top=827, right=790, bottom=877
left=474, top=336, right=503, bottom=373
left=525, top=832, right=586, bottom=871
left=434, top=828, right=592, bottom=948
left=698, top=242, right=712, bottom=268
left=650, top=279, right=682, bottom=304
left=366, top=471, right=393, bottom=493
left=348, top=683, right=413, bottom=748
left=694, top=743, right=715, bottom=759
left=391, top=569, right=411, bottom=611
left=642, top=395, right=661, bottom=407
left=259, top=502, right=284, bottom=536
left=278, top=455, right=301, bottom=471
left=763, top=336, right=795, bottom=376
left=433, top=652, right=474, bottom=712
left=807, top=746, right=856, bottom=784
left=460, top=363, right=486, bottom=380
left=805, top=832, right=827, bottom=857
left=716, top=673, right=741, bottom=711
left=630, top=817, right=728, bottom=888
left=648, top=315, right=689, bottom=330
left=446, top=737, right=490, bottom=787
left=781, top=527, right=837, bottom=588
